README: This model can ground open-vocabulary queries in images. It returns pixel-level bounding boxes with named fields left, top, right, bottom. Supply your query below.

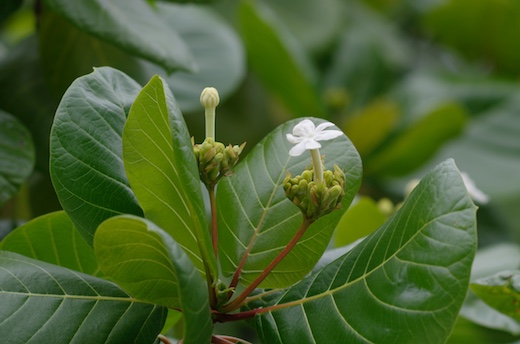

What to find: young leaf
left=43, top=0, right=195, bottom=73
left=94, top=215, right=212, bottom=344
left=249, top=159, right=477, bottom=343
left=0, top=110, right=34, bottom=207
left=122, top=75, right=216, bottom=277
left=218, top=118, right=362, bottom=288
left=50, top=67, right=143, bottom=245
left=0, top=251, right=167, bottom=343
left=0, top=211, right=99, bottom=276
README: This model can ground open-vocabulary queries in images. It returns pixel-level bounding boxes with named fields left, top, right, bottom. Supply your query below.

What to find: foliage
left=1, top=0, right=519, bottom=342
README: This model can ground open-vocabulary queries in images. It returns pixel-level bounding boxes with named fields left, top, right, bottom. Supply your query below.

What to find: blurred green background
left=1, top=0, right=520, bottom=342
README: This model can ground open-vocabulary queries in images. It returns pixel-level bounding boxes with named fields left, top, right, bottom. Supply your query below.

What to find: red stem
left=222, top=218, right=313, bottom=312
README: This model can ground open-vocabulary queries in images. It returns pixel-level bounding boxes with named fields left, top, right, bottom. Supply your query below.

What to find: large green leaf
left=0, top=251, right=167, bottom=343
left=94, top=215, right=212, bottom=344
left=123, top=75, right=216, bottom=277
left=250, top=159, right=477, bottom=343
left=0, top=110, right=34, bottom=206
left=145, top=3, right=245, bottom=112
left=239, top=1, right=322, bottom=116
left=0, top=211, right=99, bottom=276
left=43, top=0, right=194, bottom=73
left=50, top=67, right=143, bottom=245
left=218, top=118, right=362, bottom=288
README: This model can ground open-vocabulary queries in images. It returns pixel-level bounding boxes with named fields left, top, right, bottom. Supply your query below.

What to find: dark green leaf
left=0, top=211, right=99, bottom=276
left=0, top=109, right=34, bottom=206
left=94, top=215, right=212, bottom=344
left=0, top=0, right=22, bottom=23
left=239, top=1, right=323, bottom=116
left=250, top=159, right=477, bottom=343
left=0, top=251, right=167, bottom=343
left=0, top=37, right=58, bottom=171
left=50, top=67, right=143, bottom=245
left=218, top=117, right=362, bottom=288
left=38, top=10, right=148, bottom=98
left=123, top=75, right=216, bottom=277
left=43, top=0, right=195, bottom=72
left=144, top=3, right=245, bottom=112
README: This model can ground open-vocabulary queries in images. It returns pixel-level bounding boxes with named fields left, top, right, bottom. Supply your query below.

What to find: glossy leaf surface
left=0, top=110, right=34, bottom=206
left=122, top=75, right=215, bottom=276
left=0, top=211, right=99, bottom=276
left=43, top=0, right=194, bottom=72
left=218, top=117, right=362, bottom=288
left=0, top=251, right=167, bottom=343
left=50, top=67, right=143, bottom=245
left=251, top=159, right=477, bottom=343
left=94, top=215, right=212, bottom=344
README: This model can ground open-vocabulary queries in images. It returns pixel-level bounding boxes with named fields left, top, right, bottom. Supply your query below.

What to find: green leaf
left=471, top=271, right=520, bottom=322
left=50, top=67, right=143, bottom=245
left=218, top=117, right=362, bottom=288
left=0, top=211, right=99, bottom=276
left=0, top=251, right=167, bottom=343
left=123, top=75, right=216, bottom=277
left=43, top=0, right=195, bottom=73
left=366, top=102, right=467, bottom=176
left=333, top=196, right=387, bottom=247
left=250, top=159, right=477, bottom=343
left=94, top=215, right=212, bottom=344
left=0, top=109, right=34, bottom=207
left=38, top=10, right=148, bottom=98
left=239, top=1, right=322, bottom=116
left=144, top=3, right=245, bottom=112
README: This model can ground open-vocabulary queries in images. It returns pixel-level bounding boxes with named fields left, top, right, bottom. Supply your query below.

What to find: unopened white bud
left=200, top=87, right=220, bottom=139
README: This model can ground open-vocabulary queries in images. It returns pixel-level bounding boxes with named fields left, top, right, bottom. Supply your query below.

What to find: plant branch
left=222, top=218, right=314, bottom=312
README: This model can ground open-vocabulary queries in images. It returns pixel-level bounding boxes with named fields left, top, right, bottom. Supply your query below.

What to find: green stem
left=310, top=149, right=323, bottom=184
left=222, top=218, right=314, bottom=312
left=209, top=183, right=218, bottom=259
left=205, top=107, right=215, bottom=139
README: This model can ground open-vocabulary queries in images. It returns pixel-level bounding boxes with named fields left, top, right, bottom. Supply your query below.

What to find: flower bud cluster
left=283, top=164, right=345, bottom=220
left=193, top=137, right=246, bottom=185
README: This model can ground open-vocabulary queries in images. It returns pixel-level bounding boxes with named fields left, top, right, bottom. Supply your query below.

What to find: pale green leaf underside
left=218, top=117, right=362, bottom=288
left=252, top=159, right=477, bottom=343
left=123, top=75, right=215, bottom=277
left=0, top=211, right=100, bottom=276
left=94, top=215, right=212, bottom=344
left=0, top=251, right=166, bottom=344
left=50, top=67, right=143, bottom=245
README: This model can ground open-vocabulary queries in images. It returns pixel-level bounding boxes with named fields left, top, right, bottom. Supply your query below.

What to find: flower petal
left=286, top=133, right=303, bottom=144
left=314, top=121, right=335, bottom=132
left=292, top=119, right=315, bottom=138
left=303, top=139, right=321, bottom=150
left=314, top=129, right=343, bottom=142
left=288, top=141, right=308, bottom=156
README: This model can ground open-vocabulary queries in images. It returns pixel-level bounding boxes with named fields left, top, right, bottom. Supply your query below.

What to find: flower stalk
left=201, top=87, right=219, bottom=139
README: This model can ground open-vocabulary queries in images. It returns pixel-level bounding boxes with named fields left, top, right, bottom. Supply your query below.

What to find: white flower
left=461, top=172, right=489, bottom=204
left=286, top=119, right=343, bottom=157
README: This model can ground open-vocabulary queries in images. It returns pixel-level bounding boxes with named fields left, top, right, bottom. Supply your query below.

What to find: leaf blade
left=250, top=159, right=477, bottom=343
